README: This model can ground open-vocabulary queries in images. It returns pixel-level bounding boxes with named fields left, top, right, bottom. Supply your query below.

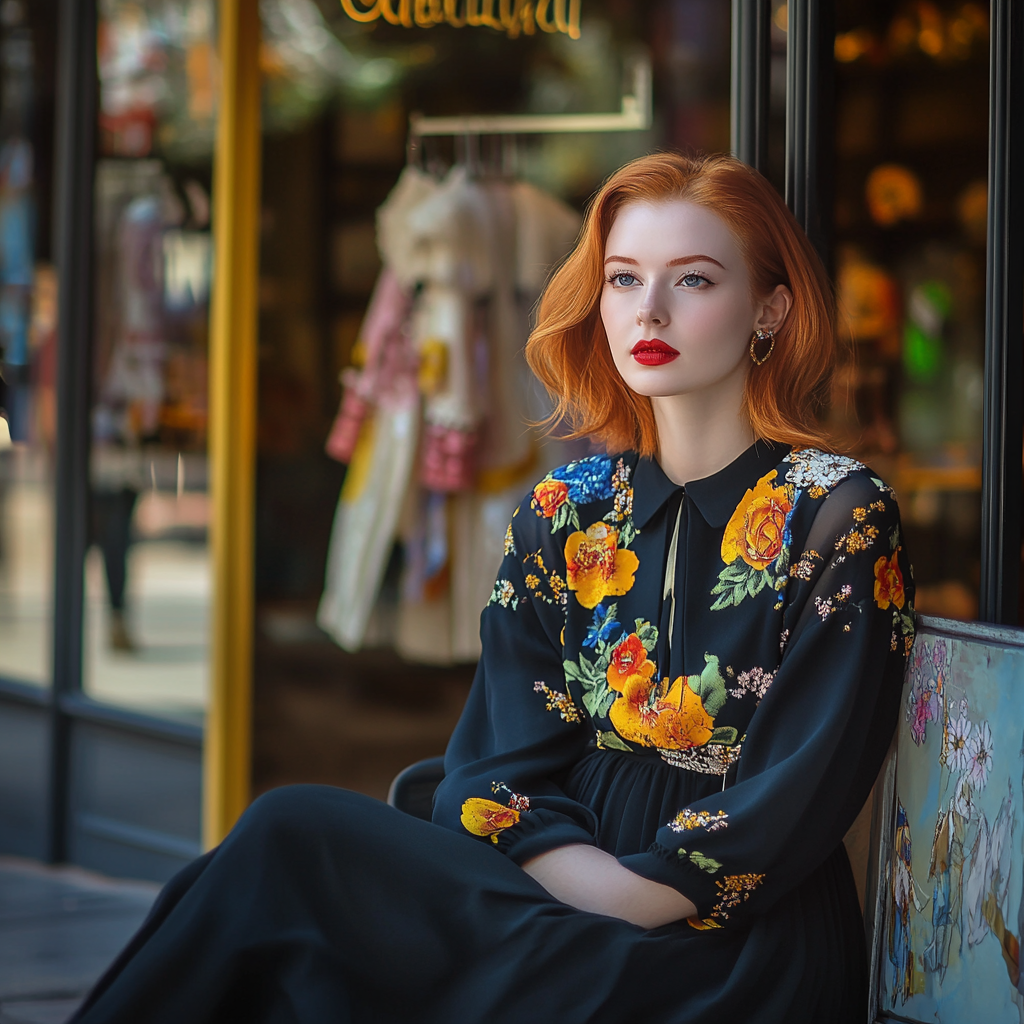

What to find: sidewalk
left=0, top=859, right=156, bottom=1024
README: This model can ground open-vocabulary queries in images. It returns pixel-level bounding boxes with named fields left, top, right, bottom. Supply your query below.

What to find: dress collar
left=630, top=439, right=790, bottom=529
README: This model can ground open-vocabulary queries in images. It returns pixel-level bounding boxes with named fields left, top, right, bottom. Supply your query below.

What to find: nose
left=636, top=287, right=669, bottom=328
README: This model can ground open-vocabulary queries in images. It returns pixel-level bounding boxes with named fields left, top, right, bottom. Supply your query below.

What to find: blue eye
left=611, top=272, right=637, bottom=287
left=680, top=273, right=708, bottom=288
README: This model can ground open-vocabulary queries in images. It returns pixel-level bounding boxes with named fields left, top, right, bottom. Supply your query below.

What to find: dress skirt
left=72, top=781, right=868, bottom=1024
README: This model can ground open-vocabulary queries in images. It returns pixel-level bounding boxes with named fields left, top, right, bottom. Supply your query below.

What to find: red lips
left=630, top=339, right=680, bottom=366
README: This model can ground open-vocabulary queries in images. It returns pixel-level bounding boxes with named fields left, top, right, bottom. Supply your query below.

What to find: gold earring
left=750, top=328, right=775, bottom=365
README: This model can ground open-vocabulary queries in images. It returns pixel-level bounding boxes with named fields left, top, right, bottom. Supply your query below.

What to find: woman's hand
left=520, top=845, right=697, bottom=929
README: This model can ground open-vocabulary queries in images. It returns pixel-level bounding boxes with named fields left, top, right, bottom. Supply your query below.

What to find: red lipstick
left=630, top=339, right=680, bottom=366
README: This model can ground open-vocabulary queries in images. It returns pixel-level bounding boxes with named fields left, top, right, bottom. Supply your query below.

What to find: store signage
left=339, top=0, right=581, bottom=39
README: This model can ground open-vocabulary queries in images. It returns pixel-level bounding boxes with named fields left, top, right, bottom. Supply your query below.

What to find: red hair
left=525, top=152, right=836, bottom=456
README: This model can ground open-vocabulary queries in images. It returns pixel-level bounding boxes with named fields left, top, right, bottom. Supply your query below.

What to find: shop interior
left=0, top=0, right=997, bottom=805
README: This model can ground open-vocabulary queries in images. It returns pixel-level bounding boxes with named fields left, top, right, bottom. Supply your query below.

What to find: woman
left=73, top=153, right=914, bottom=1024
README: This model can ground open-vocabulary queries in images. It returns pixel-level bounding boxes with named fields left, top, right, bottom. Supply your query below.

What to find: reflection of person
left=90, top=182, right=168, bottom=651
left=72, top=155, right=915, bottom=1023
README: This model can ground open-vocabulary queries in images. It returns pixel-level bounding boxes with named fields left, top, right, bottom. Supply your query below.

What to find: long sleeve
left=432, top=501, right=600, bottom=864
left=620, top=473, right=915, bottom=928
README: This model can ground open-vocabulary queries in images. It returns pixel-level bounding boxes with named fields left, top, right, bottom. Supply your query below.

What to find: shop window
left=84, top=0, right=216, bottom=722
left=0, top=1, right=57, bottom=689
left=244, top=1, right=734, bottom=795
left=832, top=0, right=989, bottom=621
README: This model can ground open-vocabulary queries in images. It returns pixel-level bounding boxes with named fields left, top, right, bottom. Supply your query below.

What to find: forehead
left=604, top=199, right=741, bottom=261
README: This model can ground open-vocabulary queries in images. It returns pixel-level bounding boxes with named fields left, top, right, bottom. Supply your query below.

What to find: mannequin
left=73, top=153, right=914, bottom=1024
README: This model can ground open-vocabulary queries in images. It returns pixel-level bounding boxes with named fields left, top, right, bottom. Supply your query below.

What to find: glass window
left=0, top=2, right=57, bottom=688
left=832, top=0, right=989, bottom=620
left=84, top=0, right=216, bottom=722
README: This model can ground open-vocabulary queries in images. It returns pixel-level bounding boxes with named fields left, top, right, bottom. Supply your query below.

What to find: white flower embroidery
left=784, top=449, right=865, bottom=492
left=728, top=666, right=775, bottom=701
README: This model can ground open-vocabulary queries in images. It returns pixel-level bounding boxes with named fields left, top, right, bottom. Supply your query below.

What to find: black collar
left=630, top=439, right=790, bottom=529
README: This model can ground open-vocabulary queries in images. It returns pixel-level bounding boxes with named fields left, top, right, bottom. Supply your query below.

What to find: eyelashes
left=604, top=271, right=714, bottom=288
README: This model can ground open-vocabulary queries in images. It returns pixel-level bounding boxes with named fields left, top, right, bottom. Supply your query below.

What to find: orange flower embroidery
left=607, top=674, right=715, bottom=750
left=460, top=799, right=521, bottom=843
left=607, top=633, right=656, bottom=689
left=564, top=522, right=639, bottom=609
left=874, top=550, right=905, bottom=610
left=532, top=479, right=569, bottom=518
left=721, top=471, right=793, bottom=570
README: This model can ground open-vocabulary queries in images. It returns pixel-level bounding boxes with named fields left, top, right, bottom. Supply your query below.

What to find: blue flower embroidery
left=552, top=455, right=615, bottom=505
left=584, top=602, right=620, bottom=648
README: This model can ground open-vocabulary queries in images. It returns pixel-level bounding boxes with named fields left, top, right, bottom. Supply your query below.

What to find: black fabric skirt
left=71, top=784, right=867, bottom=1024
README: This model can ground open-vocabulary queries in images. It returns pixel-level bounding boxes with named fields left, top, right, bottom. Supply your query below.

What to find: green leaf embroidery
left=596, top=730, right=633, bottom=752
left=596, top=688, right=617, bottom=719
left=618, top=520, right=638, bottom=549
left=687, top=850, right=723, bottom=874
left=550, top=502, right=572, bottom=534
left=709, top=726, right=739, bottom=745
left=686, top=653, right=729, bottom=717
left=634, top=619, right=659, bottom=652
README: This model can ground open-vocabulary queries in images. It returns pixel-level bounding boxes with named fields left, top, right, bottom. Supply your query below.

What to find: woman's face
left=600, top=199, right=766, bottom=401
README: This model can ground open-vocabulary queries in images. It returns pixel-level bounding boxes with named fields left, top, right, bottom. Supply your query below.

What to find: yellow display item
left=417, top=337, right=449, bottom=395
left=204, top=0, right=262, bottom=849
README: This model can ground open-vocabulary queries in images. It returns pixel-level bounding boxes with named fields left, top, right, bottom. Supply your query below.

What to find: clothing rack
left=407, top=56, right=652, bottom=139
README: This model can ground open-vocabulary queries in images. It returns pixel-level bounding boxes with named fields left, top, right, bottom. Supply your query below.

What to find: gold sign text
left=339, top=0, right=581, bottom=40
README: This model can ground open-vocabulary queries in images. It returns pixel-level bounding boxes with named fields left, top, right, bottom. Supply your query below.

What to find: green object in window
left=903, top=322, right=943, bottom=382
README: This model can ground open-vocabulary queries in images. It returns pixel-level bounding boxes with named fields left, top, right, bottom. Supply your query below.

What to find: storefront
left=0, top=0, right=1019, bottom=919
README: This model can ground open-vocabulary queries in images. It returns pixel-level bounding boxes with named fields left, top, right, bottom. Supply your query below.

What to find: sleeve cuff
left=496, top=807, right=597, bottom=866
left=619, top=843, right=720, bottom=919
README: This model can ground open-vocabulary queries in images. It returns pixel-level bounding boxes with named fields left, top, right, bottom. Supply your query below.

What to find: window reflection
left=832, top=0, right=988, bottom=621
left=85, top=0, right=215, bottom=721
left=0, top=2, right=55, bottom=687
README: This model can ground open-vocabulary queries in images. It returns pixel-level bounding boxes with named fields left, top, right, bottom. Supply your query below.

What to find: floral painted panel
left=878, top=624, right=1024, bottom=1021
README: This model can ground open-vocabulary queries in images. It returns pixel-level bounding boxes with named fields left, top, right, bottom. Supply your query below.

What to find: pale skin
left=521, top=199, right=793, bottom=930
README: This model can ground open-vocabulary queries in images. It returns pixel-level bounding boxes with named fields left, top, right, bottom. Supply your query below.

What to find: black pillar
left=50, top=0, right=97, bottom=862
left=784, top=0, right=834, bottom=267
left=730, top=0, right=772, bottom=174
left=979, top=0, right=1024, bottom=625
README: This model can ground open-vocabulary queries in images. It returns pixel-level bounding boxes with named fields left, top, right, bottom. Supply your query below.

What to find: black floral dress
left=73, top=441, right=914, bottom=1024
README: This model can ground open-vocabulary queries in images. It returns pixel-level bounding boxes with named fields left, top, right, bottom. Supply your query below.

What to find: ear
left=753, top=284, right=793, bottom=334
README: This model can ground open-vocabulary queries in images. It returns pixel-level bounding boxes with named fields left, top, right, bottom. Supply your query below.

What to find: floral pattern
left=533, top=681, right=582, bottom=723
left=668, top=808, right=730, bottom=833
left=440, top=443, right=915, bottom=945
left=564, top=522, right=639, bottom=610
left=708, top=872, right=766, bottom=920
left=531, top=455, right=619, bottom=533
left=460, top=783, right=530, bottom=843
left=711, top=470, right=795, bottom=610
left=784, top=448, right=865, bottom=494
left=874, top=550, right=906, bottom=610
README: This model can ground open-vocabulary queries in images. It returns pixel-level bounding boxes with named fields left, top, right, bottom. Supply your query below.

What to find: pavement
left=0, top=858, right=156, bottom=1024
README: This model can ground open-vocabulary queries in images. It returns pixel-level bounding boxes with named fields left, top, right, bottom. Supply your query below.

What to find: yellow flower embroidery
left=533, top=681, right=582, bottom=723
left=460, top=799, right=520, bottom=843
left=874, top=550, right=906, bottom=610
left=721, top=471, right=793, bottom=571
left=564, top=522, right=639, bottom=610
left=607, top=674, right=715, bottom=750
left=668, top=808, right=729, bottom=833
left=709, top=872, right=765, bottom=920
left=460, top=784, right=530, bottom=843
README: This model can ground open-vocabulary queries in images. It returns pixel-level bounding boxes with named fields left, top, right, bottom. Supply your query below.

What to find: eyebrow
left=604, top=254, right=726, bottom=269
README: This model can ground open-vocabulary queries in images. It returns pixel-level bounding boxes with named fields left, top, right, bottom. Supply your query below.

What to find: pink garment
left=325, top=268, right=416, bottom=463
left=419, top=423, right=478, bottom=492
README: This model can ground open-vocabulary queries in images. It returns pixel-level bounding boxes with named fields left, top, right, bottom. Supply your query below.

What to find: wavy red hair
left=525, top=152, right=836, bottom=456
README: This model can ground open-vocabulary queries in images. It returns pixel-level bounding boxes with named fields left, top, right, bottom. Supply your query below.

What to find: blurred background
left=0, top=0, right=1008, bottom=883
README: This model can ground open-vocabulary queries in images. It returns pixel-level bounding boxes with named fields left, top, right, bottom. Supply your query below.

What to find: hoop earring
left=750, top=328, right=775, bottom=366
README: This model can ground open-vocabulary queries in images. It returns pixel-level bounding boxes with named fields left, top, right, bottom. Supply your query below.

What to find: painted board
left=872, top=616, right=1024, bottom=1022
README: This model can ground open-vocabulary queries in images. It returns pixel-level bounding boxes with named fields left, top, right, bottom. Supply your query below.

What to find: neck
left=650, top=376, right=754, bottom=486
